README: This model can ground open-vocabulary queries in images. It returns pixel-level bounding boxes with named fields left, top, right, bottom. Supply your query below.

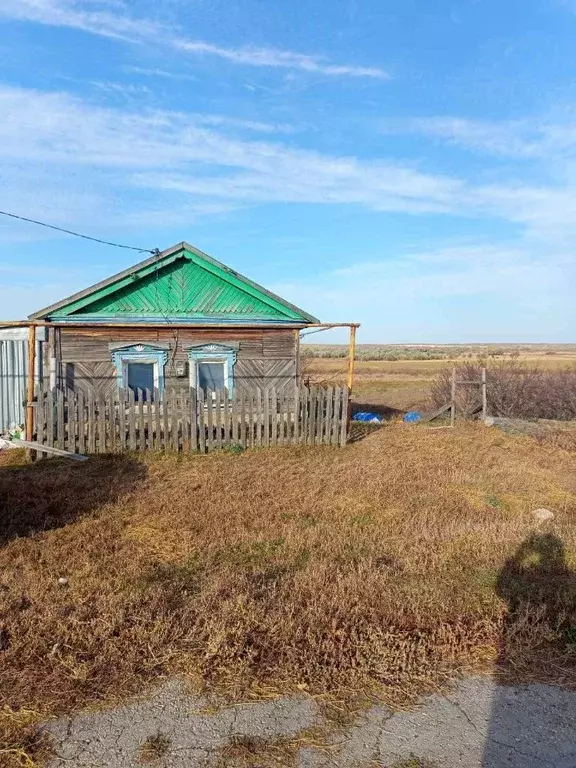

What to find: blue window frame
left=111, top=344, right=169, bottom=398
left=188, top=344, right=237, bottom=396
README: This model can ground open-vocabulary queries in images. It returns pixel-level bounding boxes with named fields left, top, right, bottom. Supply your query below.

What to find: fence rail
left=33, top=385, right=349, bottom=455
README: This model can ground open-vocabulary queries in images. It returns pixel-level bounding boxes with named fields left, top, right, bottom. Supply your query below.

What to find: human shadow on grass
left=0, top=455, right=147, bottom=545
left=482, top=533, right=576, bottom=767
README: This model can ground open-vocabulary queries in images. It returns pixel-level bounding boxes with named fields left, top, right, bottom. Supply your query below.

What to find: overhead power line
left=0, top=209, right=158, bottom=254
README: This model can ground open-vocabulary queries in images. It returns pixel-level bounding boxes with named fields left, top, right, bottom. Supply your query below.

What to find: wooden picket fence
left=33, top=385, right=349, bottom=455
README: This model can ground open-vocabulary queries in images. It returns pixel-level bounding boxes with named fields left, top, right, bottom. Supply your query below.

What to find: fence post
left=190, top=387, right=198, bottom=452
left=198, top=389, right=206, bottom=453
left=214, top=389, right=222, bottom=449
left=481, top=367, right=487, bottom=421
left=77, top=390, right=86, bottom=454
left=57, top=387, right=65, bottom=450
left=339, top=387, right=348, bottom=447
left=25, top=324, right=36, bottom=447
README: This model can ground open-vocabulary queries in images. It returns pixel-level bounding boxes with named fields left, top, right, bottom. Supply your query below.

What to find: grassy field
left=1, top=424, right=576, bottom=764
left=303, top=344, right=576, bottom=413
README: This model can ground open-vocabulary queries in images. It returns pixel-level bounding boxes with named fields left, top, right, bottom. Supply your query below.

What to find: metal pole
left=25, top=324, right=36, bottom=442
left=450, top=366, right=456, bottom=428
left=481, top=367, right=487, bottom=421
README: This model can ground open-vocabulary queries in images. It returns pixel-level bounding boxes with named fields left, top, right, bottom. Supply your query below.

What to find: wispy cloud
left=272, top=242, right=575, bottom=342
left=122, top=66, right=198, bottom=82
left=0, top=85, right=460, bottom=217
left=2, top=81, right=576, bottom=262
left=387, top=114, right=576, bottom=159
left=174, top=40, right=389, bottom=79
left=0, top=0, right=388, bottom=79
left=0, top=0, right=164, bottom=42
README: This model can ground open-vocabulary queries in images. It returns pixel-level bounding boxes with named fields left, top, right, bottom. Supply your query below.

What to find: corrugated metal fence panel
left=0, top=339, right=28, bottom=430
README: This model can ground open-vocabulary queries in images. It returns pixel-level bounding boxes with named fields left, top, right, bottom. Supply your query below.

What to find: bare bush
left=431, top=360, right=576, bottom=420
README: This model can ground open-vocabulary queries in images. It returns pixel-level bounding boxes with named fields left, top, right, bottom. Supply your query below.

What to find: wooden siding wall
left=46, top=327, right=298, bottom=398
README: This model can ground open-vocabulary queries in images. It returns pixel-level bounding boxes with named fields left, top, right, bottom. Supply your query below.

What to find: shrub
left=431, top=360, right=576, bottom=420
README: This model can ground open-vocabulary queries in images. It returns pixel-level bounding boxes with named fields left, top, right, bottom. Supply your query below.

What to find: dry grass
left=305, top=347, right=576, bottom=414
left=138, top=731, right=171, bottom=764
left=215, top=734, right=301, bottom=768
left=1, top=425, right=576, bottom=764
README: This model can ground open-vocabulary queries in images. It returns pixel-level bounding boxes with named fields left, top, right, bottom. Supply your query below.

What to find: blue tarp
left=352, top=412, right=383, bottom=424
left=403, top=411, right=422, bottom=423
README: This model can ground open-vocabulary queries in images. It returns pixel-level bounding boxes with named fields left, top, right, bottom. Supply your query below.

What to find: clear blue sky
left=0, top=0, right=575, bottom=342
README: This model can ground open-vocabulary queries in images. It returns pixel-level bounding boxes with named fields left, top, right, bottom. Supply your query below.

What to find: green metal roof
left=30, top=242, right=319, bottom=324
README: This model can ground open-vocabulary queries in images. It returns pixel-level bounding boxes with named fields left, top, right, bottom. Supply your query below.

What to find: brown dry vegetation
left=306, top=350, right=576, bottom=415
left=1, top=425, right=576, bottom=765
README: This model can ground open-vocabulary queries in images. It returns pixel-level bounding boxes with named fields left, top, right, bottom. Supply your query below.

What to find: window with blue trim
left=111, top=345, right=168, bottom=400
left=188, top=344, right=237, bottom=397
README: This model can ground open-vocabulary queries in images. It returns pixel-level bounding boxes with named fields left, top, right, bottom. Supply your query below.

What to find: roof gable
left=30, top=242, right=318, bottom=324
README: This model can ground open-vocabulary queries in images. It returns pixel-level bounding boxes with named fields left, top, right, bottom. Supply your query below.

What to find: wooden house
left=29, top=242, right=319, bottom=401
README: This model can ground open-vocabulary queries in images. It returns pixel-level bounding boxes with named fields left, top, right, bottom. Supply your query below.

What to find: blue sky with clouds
left=0, top=0, right=575, bottom=341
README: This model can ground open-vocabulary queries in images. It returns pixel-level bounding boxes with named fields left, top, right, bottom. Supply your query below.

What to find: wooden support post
left=25, top=324, right=36, bottom=444
left=450, top=366, right=456, bottom=428
left=346, top=324, right=357, bottom=433
left=481, top=367, right=487, bottom=421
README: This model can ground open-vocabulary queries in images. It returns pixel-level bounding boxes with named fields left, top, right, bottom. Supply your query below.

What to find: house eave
left=29, top=241, right=319, bottom=324
left=45, top=314, right=313, bottom=327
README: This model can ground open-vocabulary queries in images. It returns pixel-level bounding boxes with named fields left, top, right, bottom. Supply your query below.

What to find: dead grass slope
left=1, top=425, right=576, bottom=764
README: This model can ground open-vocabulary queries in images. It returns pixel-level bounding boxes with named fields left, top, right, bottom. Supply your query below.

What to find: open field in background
left=1, top=423, right=576, bottom=765
left=302, top=344, right=576, bottom=413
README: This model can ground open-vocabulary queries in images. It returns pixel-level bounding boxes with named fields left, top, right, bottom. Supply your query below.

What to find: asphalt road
left=43, top=677, right=576, bottom=767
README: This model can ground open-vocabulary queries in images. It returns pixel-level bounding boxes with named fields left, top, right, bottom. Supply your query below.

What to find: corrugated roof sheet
left=0, top=338, right=27, bottom=430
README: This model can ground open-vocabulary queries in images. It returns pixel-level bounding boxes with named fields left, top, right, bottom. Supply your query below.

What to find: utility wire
left=0, top=209, right=158, bottom=254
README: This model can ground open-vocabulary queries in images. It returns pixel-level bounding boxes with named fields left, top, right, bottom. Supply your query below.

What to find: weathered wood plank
left=223, top=389, right=230, bottom=446
left=292, top=388, right=300, bottom=445
left=301, top=387, right=309, bottom=445
left=206, top=393, right=214, bottom=452
left=128, top=388, right=136, bottom=451
left=86, top=390, right=95, bottom=453
left=231, top=390, right=239, bottom=444
left=307, top=387, right=316, bottom=446
left=324, top=386, right=334, bottom=445
left=265, top=388, right=272, bottom=446
left=11, top=437, right=88, bottom=461
left=255, top=389, right=263, bottom=448
left=57, top=387, right=65, bottom=449
left=170, top=389, right=179, bottom=452
left=330, top=387, right=341, bottom=446
left=419, top=402, right=452, bottom=423
left=314, top=387, right=323, bottom=445
left=198, top=389, right=206, bottom=453
left=97, top=395, right=106, bottom=453
left=35, top=389, right=45, bottom=450
left=180, top=387, right=189, bottom=452
left=162, top=389, right=169, bottom=451
left=278, top=390, right=287, bottom=445
left=151, top=389, right=159, bottom=451
left=117, top=391, right=126, bottom=452
left=136, top=390, right=144, bottom=452
left=78, top=389, right=86, bottom=455
left=339, top=387, right=349, bottom=447
left=107, top=392, right=116, bottom=452
left=68, top=390, right=78, bottom=453
left=190, top=387, right=198, bottom=452
left=214, top=390, right=222, bottom=449
left=240, top=393, right=247, bottom=448
left=148, top=389, right=155, bottom=450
